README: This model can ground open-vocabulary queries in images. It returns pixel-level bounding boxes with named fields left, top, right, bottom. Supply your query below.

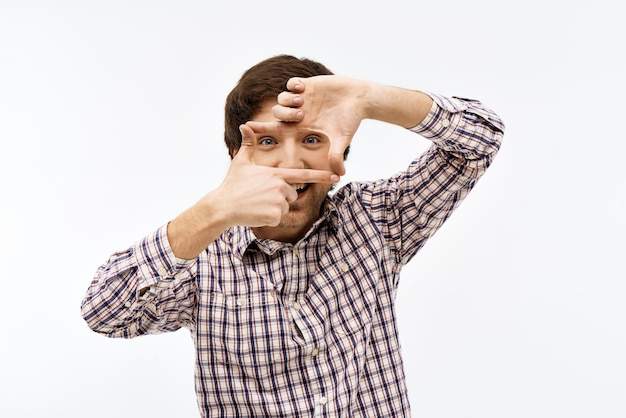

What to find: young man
left=81, top=54, right=505, bottom=417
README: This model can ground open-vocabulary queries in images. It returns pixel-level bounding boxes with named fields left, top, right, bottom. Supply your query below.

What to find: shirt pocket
left=316, top=248, right=380, bottom=342
left=200, top=291, right=293, bottom=374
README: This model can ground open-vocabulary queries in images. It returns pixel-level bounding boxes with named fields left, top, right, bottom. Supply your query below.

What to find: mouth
left=291, top=183, right=311, bottom=198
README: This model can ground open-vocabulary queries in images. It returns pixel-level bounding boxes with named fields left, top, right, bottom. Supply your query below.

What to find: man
left=81, top=54, right=505, bottom=417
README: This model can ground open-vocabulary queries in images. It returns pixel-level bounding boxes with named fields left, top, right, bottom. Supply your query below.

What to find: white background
left=1, top=1, right=624, bottom=417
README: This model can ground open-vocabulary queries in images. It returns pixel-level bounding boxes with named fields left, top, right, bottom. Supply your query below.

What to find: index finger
left=275, top=167, right=340, bottom=184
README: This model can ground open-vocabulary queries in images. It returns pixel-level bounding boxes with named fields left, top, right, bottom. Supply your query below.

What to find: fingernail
left=330, top=174, right=340, bottom=183
left=295, top=111, right=303, bottom=120
left=293, top=96, right=302, bottom=105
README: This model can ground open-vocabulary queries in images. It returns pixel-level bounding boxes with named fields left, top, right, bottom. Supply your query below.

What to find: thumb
left=328, top=136, right=350, bottom=176
left=234, top=124, right=256, bottom=164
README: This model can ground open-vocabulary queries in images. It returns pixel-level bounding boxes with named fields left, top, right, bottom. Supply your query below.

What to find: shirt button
left=339, top=262, right=349, bottom=273
left=157, top=267, right=167, bottom=277
left=311, top=348, right=319, bottom=356
left=236, top=298, right=246, bottom=307
left=124, top=301, right=132, bottom=308
left=319, top=396, right=327, bottom=405
left=441, top=118, right=450, bottom=128
left=292, top=301, right=301, bottom=311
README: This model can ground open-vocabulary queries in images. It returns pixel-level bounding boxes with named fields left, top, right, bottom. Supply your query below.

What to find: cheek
left=308, top=151, right=332, bottom=170
left=310, top=183, right=332, bottom=199
left=252, top=152, right=279, bottom=167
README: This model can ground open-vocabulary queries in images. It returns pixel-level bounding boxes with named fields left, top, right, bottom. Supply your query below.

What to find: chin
left=279, top=184, right=329, bottom=229
left=278, top=213, right=312, bottom=229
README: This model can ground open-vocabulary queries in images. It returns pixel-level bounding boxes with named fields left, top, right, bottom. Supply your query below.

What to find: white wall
left=1, top=1, right=624, bottom=417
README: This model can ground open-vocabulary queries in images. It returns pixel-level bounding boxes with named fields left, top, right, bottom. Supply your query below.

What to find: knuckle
left=268, top=208, right=283, bottom=225
left=275, top=181, right=290, bottom=195
left=302, top=170, right=315, bottom=181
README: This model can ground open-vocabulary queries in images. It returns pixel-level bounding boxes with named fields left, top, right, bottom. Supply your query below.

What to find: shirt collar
left=224, top=226, right=257, bottom=260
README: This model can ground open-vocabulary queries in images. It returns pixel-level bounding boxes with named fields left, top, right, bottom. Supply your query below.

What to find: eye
left=303, top=136, right=321, bottom=144
left=258, top=137, right=276, bottom=146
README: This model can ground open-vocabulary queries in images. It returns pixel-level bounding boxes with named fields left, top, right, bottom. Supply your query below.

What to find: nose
left=277, top=141, right=305, bottom=169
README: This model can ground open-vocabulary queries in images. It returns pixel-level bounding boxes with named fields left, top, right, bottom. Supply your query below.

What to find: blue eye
left=304, top=136, right=320, bottom=144
left=259, top=137, right=276, bottom=146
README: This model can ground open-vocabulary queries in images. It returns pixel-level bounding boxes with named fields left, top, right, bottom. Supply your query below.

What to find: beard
left=278, top=183, right=330, bottom=229
left=252, top=182, right=332, bottom=243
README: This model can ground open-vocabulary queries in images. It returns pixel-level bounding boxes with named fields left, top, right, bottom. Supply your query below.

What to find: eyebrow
left=255, top=126, right=328, bottom=139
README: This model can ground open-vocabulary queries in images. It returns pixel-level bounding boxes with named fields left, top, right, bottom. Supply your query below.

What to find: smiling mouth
left=292, top=183, right=311, bottom=195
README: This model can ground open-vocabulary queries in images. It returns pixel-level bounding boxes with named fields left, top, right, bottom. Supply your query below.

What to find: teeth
left=291, top=184, right=306, bottom=191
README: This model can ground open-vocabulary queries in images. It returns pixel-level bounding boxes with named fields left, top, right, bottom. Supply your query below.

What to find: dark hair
left=224, top=54, right=334, bottom=158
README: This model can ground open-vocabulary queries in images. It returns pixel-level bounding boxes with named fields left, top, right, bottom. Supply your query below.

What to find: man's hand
left=247, top=76, right=372, bottom=176
left=167, top=124, right=339, bottom=259
left=247, top=75, right=434, bottom=176
left=214, top=124, right=339, bottom=228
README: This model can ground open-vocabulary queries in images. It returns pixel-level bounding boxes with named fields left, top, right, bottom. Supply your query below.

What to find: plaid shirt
left=81, top=94, right=504, bottom=417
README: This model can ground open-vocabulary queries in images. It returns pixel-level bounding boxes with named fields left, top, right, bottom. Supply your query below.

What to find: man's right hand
left=167, top=124, right=339, bottom=260
left=213, top=124, right=339, bottom=228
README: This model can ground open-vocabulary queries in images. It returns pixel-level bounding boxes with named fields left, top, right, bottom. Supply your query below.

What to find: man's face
left=248, top=100, right=333, bottom=243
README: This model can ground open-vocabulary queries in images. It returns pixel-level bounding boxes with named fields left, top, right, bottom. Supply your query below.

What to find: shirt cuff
left=409, top=93, right=468, bottom=139
left=133, top=224, right=195, bottom=289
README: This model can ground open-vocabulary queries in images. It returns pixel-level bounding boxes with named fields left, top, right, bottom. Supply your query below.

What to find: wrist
left=360, top=80, right=380, bottom=121
left=167, top=191, right=230, bottom=260
left=199, top=189, right=233, bottom=231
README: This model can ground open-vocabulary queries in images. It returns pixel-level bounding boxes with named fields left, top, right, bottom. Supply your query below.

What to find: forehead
left=252, top=100, right=279, bottom=123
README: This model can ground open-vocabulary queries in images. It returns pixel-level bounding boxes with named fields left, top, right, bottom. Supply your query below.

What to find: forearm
left=167, top=190, right=230, bottom=260
left=81, top=227, right=196, bottom=337
left=363, top=82, right=434, bottom=128
left=370, top=95, right=505, bottom=265
left=411, top=94, right=505, bottom=163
